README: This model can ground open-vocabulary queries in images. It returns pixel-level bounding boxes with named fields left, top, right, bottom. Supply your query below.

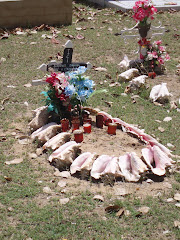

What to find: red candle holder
left=74, top=130, right=83, bottom=143
left=96, top=114, right=103, bottom=128
left=108, top=123, right=117, bottom=135
left=61, top=118, right=69, bottom=132
left=83, top=123, right=91, bottom=134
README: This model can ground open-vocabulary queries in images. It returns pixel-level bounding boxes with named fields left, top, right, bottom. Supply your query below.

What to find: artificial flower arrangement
left=132, top=0, right=157, bottom=26
left=138, top=39, right=170, bottom=73
left=41, top=66, right=95, bottom=122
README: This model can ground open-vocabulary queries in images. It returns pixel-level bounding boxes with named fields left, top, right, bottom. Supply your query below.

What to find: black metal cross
left=46, top=40, right=91, bottom=72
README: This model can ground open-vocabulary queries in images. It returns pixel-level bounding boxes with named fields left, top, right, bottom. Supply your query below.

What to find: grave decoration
left=41, top=66, right=95, bottom=123
left=32, top=40, right=94, bottom=124
left=121, top=0, right=170, bottom=76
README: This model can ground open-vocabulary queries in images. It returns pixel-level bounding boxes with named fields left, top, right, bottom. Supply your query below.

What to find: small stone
left=59, top=198, right=69, bottom=205
left=36, top=148, right=43, bottom=156
left=175, top=203, right=180, bottom=207
left=57, top=180, right=67, bottom=188
left=102, top=216, right=107, bottom=221
left=59, top=171, right=71, bottom=178
left=54, top=168, right=61, bottom=177
left=43, top=187, right=52, bottom=194
left=174, top=193, right=180, bottom=201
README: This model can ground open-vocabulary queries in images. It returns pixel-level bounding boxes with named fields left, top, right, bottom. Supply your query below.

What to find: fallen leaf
left=43, top=186, right=52, bottom=194
left=16, top=31, right=26, bottom=35
left=170, top=101, right=177, bottom=109
left=4, top=176, right=12, bottom=181
left=76, top=34, right=85, bottom=40
left=174, top=193, right=180, bottom=201
left=63, top=34, right=75, bottom=39
left=137, top=206, right=150, bottom=215
left=153, top=102, right=163, bottom=106
left=51, top=37, right=60, bottom=44
left=7, top=85, right=16, bottom=88
left=57, top=180, right=67, bottom=188
left=1, top=97, right=9, bottom=105
left=105, top=205, right=121, bottom=213
left=158, top=127, right=165, bottom=132
left=30, top=42, right=37, bottom=45
left=7, top=207, right=14, bottom=212
left=166, top=198, right=174, bottom=203
left=28, top=153, right=38, bottom=159
left=163, top=117, right=172, bottom=122
left=0, top=57, right=6, bottom=62
left=124, top=210, right=131, bottom=216
left=94, top=67, right=107, bottom=72
left=93, top=195, right=104, bottom=202
left=167, top=143, right=175, bottom=149
left=116, top=208, right=125, bottom=217
left=76, top=27, right=83, bottom=31
left=104, top=101, right=113, bottom=107
left=5, top=158, right=23, bottom=165
left=59, top=198, right=69, bottom=205
left=24, top=83, right=32, bottom=88
left=0, top=32, right=9, bottom=40
left=155, top=120, right=161, bottom=123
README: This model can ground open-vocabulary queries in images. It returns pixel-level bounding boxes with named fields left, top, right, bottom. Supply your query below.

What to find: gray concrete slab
left=88, top=0, right=180, bottom=11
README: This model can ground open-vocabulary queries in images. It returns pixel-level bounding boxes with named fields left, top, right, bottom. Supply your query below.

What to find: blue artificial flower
left=64, top=84, right=76, bottom=98
left=77, top=66, right=87, bottom=75
left=83, top=79, right=95, bottom=89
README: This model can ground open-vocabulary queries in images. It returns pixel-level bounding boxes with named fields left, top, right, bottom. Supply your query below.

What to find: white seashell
left=118, top=68, right=139, bottom=81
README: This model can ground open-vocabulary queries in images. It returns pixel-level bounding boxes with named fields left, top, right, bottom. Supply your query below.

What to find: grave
left=32, top=40, right=92, bottom=86
left=0, top=0, right=72, bottom=29
left=88, top=0, right=180, bottom=11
